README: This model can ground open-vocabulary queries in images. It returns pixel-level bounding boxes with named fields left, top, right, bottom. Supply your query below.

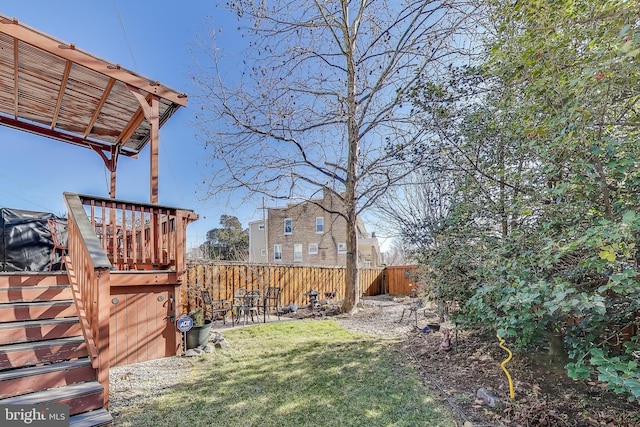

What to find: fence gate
left=384, top=266, right=418, bottom=296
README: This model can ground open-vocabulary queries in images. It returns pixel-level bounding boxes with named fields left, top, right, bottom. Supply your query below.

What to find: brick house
left=249, top=190, right=381, bottom=267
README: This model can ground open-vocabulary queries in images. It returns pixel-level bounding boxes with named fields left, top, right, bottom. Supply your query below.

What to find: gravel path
left=108, top=295, right=425, bottom=416
left=333, top=295, right=423, bottom=338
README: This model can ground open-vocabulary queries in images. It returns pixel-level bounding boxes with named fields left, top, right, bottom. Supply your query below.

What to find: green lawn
left=114, top=320, right=457, bottom=426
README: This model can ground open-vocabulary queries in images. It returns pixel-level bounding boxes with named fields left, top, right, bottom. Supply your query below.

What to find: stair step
left=0, top=358, right=95, bottom=399
left=0, top=381, right=104, bottom=416
left=0, top=273, right=69, bottom=288
left=0, top=336, right=88, bottom=370
left=0, top=317, right=81, bottom=345
left=0, top=285, right=72, bottom=302
left=0, top=300, right=76, bottom=322
left=69, top=408, right=113, bottom=427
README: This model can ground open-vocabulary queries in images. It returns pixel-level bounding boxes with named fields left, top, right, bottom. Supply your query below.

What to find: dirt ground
left=286, top=303, right=640, bottom=427
left=407, top=318, right=640, bottom=427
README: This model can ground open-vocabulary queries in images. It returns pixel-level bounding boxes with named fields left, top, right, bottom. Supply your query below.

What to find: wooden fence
left=384, top=265, right=419, bottom=296
left=181, top=262, right=385, bottom=314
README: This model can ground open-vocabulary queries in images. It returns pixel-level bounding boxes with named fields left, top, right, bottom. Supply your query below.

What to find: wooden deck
left=0, top=192, right=197, bottom=427
left=0, top=16, right=194, bottom=426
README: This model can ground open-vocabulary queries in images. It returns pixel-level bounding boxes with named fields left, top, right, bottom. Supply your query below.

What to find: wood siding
left=109, top=282, right=179, bottom=367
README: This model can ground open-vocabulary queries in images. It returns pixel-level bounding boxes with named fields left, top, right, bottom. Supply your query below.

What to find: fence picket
left=182, top=262, right=385, bottom=314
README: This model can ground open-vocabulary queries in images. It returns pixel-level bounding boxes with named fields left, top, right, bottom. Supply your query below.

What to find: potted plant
left=185, top=308, right=212, bottom=349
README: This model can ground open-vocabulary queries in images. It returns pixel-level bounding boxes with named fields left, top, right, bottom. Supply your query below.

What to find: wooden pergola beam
left=0, top=115, right=128, bottom=154
left=0, top=17, right=187, bottom=106
left=51, top=60, right=72, bottom=130
left=83, top=77, right=116, bottom=139
left=127, top=85, right=160, bottom=204
left=0, top=14, right=188, bottom=205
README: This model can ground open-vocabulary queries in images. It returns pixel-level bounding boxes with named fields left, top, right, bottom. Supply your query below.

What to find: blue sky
left=0, top=1, right=265, bottom=250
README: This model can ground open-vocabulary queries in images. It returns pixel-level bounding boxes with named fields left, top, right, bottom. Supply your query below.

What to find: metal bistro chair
left=201, top=289, right=232, bottom=325
left=232, top=288, right=247, bottom=324
left=234, top=288, right=260, bottom=326
left=262, top=287, right=282, bottom=323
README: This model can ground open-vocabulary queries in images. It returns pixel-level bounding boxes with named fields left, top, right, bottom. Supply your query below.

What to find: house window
left=258, top=224, right=265, bottom=230
left=284, top=218, right=293, bottom=234
left=337, top=243, right=347, bottom=254
left=316, top=217, right=324, bottom=233
left=308, top=243, right=318, bottom=254
left=294, top=244, right=302, bottom=262
left=260, top=249, right=266, bottom=257
left=273, top=244, right=282, bottom=260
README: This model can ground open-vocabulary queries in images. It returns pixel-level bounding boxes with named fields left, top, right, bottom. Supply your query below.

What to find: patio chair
left=262, top=287, right=282, bottom=322
left=201, top=289, right=232, bottom=325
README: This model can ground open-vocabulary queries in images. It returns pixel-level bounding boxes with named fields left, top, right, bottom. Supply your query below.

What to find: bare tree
left=375, top=162, right=456, bottom=253
left=383, top=238, right=415, bottom=266
left=192, top=0, right=475, bottom=313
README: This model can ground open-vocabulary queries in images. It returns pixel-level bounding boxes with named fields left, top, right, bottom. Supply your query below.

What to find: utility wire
left=112, top=0, right=139, bottom=71
left=0, top=172, right=63, bottom=203
left=160, top=129, right=187, bottom=206
left=0, top=185, right=60, bottom=212
left=112, top=2, right=187, bottom=206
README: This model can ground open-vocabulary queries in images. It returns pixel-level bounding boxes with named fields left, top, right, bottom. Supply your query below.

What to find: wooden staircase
left=0, top=273, right=113, bottom=426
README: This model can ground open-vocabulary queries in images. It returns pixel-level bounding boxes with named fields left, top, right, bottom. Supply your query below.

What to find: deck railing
left=63, top=192, right=198, bottom=407
left=64, top=192, right=112, bottom=408
left=76, top=193, right=198, bottom=275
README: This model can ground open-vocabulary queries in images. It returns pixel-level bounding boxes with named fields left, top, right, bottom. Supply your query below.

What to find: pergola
left=0, top=14, right=187, bottom=204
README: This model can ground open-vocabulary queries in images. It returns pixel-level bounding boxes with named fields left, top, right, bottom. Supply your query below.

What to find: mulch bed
left=406, top=324, right=639, bottom=427
left=289, top=304, right=640, bottom=427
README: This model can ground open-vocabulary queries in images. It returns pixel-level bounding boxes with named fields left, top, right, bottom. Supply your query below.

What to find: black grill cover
left=0, top=208, right=67, bottom=272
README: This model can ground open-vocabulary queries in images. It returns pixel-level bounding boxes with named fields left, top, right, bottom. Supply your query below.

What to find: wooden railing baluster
left=71, top=194, right=196, bottom=272
left=64, top=192, right=112, bottom=408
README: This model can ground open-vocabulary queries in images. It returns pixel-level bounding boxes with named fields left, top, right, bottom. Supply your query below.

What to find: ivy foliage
left=409, top=0, right=640, bottom=401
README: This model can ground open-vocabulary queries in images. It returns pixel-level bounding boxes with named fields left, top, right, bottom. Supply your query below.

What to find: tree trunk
left=341, top=149, right=359, bottom=313
left=341, top=204, right=359, bottom=313
left=340, top=12, right=360, bottom=315
left=546, top=331, right=567, bottom=359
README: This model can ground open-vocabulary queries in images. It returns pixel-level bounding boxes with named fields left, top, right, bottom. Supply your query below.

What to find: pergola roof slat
left=0, top=14, right=187, bottom=158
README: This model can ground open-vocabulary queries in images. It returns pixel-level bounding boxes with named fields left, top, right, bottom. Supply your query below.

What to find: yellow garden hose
left=497, top=334, right=515, bottom=399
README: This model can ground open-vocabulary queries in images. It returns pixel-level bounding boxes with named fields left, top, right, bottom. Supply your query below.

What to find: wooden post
left=149, top=96, right=159, bottom=204
left=95, top=268, right=111, bottom=408
left=126, top=86, right=161, bottom=204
